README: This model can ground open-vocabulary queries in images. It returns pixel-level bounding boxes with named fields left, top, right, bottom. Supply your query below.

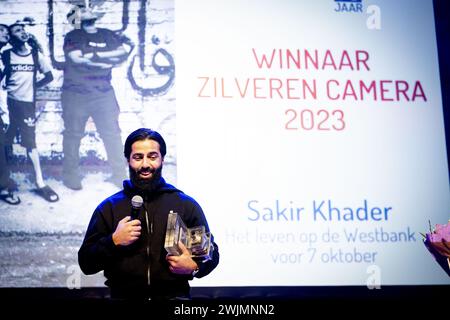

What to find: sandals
left=34, top=185, right=59, bottom=202
left=0, top=189, right=21, bottom=205
left=1, top=185, right=60, bottom=204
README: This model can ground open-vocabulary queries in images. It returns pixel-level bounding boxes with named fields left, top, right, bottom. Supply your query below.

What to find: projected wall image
left=0, top=0, right=175, bottom=287
left=0, top=0, right=449, bottom=288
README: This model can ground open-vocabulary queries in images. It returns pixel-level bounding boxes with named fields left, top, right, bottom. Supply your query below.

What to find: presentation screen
left=0, top=0, right=448, bottom=288
left=176, top=0, right=450, bottom=286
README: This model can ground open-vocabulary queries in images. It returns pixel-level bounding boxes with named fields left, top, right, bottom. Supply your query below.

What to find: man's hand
left=83, top=52, right=94, bottom=59
left=112, top=216, right=141, bottom=246
left=90, top=62, right=113, bottom=69
left=80, top=52, right=113, bottom=69
left=166, top=241, right=198, bottom=275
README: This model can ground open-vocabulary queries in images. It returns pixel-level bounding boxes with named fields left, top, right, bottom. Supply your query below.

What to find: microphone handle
left=131, top=207, right=141, bottom=220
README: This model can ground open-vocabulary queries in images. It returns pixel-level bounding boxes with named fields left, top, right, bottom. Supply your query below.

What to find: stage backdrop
left=0, top=0, right=448, bottom=288
left=176, top=0, right=450, bottom=286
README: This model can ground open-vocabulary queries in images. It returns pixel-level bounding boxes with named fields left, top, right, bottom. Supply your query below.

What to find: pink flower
left=425, top=221, right=450, bottom=258
left=423, top=220, right=450, bottom=277
left=428, top=222, right=450, bottom=242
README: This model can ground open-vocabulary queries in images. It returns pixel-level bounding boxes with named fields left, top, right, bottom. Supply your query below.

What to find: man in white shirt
left=0, top=23, right=21, bottom=205
left=1, top=22, right=58, bottom=202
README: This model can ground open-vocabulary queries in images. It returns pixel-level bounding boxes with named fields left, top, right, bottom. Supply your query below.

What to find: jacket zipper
left=144, top=207, right=151, bottom=286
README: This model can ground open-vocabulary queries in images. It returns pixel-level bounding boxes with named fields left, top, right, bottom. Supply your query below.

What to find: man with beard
left=78, top=128, right=219, bottom=300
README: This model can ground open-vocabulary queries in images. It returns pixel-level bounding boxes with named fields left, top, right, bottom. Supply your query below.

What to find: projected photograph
left=0, top=0, right=175, bottom=287
left=176, top=0, right=450, bottom=287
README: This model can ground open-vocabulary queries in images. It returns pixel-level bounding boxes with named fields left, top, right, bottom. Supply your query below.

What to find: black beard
left=129, top=165, right=163, bottom=192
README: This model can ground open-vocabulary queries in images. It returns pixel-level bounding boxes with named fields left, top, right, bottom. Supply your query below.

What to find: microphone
left=131, top=195, right=143, bottom=220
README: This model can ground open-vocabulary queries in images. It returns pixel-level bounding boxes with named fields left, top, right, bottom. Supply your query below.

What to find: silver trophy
left=164, top=211, right=214, bottom=261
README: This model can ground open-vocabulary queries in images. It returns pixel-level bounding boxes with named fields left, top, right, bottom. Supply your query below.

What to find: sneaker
left=63, top=175, right=82, bottom=190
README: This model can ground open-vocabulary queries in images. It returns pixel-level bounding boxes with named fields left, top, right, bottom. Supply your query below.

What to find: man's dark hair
left=8, top=23, right=24, bottom=33
left=124, top=128, right=167, bottom=160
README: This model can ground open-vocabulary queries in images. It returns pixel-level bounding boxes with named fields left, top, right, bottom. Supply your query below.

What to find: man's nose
left=142, top=157, right=151, bottom=167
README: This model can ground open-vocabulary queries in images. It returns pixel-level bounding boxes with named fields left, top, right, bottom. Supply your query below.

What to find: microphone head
left=131, top=195, right=144, bottom=209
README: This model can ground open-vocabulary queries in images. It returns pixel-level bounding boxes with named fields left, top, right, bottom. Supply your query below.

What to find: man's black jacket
left=78, top=178, right=219, bottom=299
